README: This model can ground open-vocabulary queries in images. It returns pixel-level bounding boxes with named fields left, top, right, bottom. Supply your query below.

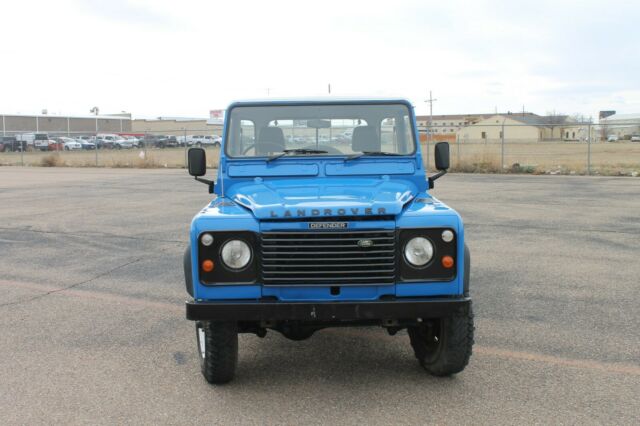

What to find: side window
left=380, top=116, right=412, bottom=154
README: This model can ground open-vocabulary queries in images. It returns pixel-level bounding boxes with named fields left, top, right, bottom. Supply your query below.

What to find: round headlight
left=441, top=230, right=454, bottom=243
left=404, top=237, right=434, bottom=267
left=220, top=240, right=252, bottom=270
left=200, top=233, right=214, bottom=246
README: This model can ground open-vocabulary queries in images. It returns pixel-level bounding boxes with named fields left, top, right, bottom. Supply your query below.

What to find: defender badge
left=309, top=222, right=348, bottom=230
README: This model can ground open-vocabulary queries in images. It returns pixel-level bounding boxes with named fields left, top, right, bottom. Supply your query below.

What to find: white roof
left=0, top=113, right=129, bottom=120
left=600, top=113, right=640, bottom=123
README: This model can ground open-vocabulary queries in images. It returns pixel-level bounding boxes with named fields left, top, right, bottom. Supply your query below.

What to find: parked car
left=177, top=135, right=189, bottom=146
left=188, top=135, right=221, bottom=147
left=183, top=98, right=472, bottom=385
left=138, top=134, right=174, bottom=148
left=92, top=136, right=112, bottom=149
left=607, top=135, right=619, bottom=142
left=76, top=138, right=96, bottom=150
left=123, top=136, right=140, bottom=147
left=95, top=133, right=131, bottom=149
left=112, top=138, right=134, bottom=149
left=47, top=139, right=65, bottom=151
left=53, top=137, right=82, bottom=150
left=631, top=135, right=640, bottom=142
left=0, top=136, right=26, bottom=152
left=16, top=133, right=50, bottom=151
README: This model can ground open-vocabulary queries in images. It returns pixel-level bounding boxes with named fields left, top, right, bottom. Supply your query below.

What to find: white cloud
left=1, top=0, right=638, bottom=119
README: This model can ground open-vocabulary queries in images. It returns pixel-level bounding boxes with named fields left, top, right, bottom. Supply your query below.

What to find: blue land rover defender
left=184, top=98, right=473, bottom=384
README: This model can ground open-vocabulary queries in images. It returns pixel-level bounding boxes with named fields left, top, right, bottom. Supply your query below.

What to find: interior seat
left=351, top=126, right=380, bottom=152
left=256, top=127, right=285, bottom=155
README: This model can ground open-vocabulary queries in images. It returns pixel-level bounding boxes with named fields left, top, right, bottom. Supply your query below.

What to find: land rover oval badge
left=357, top=239, right=374, bottom=248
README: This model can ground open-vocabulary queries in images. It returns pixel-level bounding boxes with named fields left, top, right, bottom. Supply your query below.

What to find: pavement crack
left=0, top=226, right=185, bottom=244
left=0, top=258, right=143, bottom=309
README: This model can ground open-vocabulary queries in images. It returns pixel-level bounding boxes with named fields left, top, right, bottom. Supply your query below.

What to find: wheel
left=408, top=305, right=474, bottom=376
left=196, top=321, right=238, bottom=384
left=64, top=146, right=70, bottom=151
left=116, top=144, right=122, bottom=150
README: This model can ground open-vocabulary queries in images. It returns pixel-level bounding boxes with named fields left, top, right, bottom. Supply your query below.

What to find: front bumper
left=186, top=297, right=470, bottom=321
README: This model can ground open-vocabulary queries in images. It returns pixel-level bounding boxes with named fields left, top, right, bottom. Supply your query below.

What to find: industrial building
left=1, top=113, right=132, bottom=136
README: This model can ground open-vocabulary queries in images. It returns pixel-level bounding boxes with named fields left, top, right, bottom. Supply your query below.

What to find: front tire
left=408, top=306, right=474, bottom=376
left=196, top=321, right=238, bottom=384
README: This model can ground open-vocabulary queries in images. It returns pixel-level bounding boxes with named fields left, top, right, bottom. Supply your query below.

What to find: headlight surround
left=404, top=237, right=434, bottom=267
left=220, top=239, right=252, bottom=270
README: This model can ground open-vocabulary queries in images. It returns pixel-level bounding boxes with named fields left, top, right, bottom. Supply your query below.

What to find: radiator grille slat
left=260, top=230, right=396, bottom=285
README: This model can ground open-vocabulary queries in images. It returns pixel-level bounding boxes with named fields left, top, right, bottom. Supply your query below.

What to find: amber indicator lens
left=201, top=259, right=214, bottom=272
left=441, top=256, right=454, bottom=269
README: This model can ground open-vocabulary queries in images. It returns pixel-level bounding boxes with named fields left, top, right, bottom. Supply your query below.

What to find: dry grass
left=1, top=143, right=639, bottom=176
left=422, top=141, right=640, bottom=176
left=0, top=147, right=220, bottom=169
left=40, top=153, right=66, bottom=167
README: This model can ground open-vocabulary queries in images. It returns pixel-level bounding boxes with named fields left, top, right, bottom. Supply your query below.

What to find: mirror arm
left=428, top=170, right=447, bottom=189
left=195, top=177, right=215, bottom=194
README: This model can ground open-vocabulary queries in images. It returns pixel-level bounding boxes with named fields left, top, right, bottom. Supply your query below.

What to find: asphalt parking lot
left=1, top=168, right=639, bottom=424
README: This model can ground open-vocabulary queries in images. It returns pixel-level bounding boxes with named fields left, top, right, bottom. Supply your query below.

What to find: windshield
left=225, top=103, right=416, bottom=158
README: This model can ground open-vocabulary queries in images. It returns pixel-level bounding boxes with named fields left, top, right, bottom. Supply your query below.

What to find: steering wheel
left=242, top=141, right=283, bottom=156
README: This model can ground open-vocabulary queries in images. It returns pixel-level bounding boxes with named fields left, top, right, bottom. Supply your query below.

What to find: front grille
left=260, top=230, right=396, bottom=285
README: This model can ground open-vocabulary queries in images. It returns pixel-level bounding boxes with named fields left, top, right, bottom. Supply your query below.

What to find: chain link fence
left=418, top=121, right=640, bottom=176
left=1, top=120, right=639, bottom=176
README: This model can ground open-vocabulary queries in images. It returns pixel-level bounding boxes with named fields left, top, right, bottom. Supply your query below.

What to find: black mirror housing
left=434, top=142, right=450, bottom=171
left=188, top=148, right=207, bottom=176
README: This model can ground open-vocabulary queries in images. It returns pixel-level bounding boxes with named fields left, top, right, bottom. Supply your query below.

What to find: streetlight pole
left=424, top=90, right=437, bottom=170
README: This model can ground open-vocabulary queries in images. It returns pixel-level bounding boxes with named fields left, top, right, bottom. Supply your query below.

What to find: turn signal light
left=202, top=259, right=214, bottom=272
left=441, top=255, right=454, bottom=269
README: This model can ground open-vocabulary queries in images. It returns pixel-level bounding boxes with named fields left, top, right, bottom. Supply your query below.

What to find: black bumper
left=186, top=297, right=471, bottom=321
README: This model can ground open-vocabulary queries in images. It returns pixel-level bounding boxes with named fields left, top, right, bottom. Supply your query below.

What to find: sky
left=1, top=0, right=638, bottom=119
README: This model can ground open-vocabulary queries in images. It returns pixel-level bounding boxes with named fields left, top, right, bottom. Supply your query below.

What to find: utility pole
left=424, top=91, right=437, bottom=169
left=328, top=83, right=331, bottom=94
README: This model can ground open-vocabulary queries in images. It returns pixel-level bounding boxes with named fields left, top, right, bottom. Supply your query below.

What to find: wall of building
left=1, top=114, right=131, bottom=135
left=131, top=119, right=223, bottom=136
left=457, top=116, right=541, bottom=143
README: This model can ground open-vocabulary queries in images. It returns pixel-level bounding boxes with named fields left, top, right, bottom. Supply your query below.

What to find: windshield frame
left=223, top=100, right=418, bottom=160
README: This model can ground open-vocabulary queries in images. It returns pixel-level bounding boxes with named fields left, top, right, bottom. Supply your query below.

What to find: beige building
left=416, top=114, right=494, bottom=135
left=132, top=117, right=222, bottom=136
left=457, top=113, right=585, bottom=143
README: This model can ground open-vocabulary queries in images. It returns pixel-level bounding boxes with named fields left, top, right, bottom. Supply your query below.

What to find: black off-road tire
left=408, top=306, right=474, bottom=376
left=197, top=321, right=238, bottom=384
left=183, top=246, right=193, bottom=297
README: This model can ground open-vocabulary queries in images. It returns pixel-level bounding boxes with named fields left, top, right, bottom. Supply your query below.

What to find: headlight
left=220, top=240, right=252, bottom=270
left=404, top=237, right=434, bottom=267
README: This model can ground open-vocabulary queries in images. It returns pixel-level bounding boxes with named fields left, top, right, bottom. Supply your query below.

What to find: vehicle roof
left=228, top=97, right=413, bottom=108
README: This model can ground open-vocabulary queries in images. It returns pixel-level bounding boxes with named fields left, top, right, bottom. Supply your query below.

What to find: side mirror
left=434, top=142, right=450, bottom=171
left=428, top=142, right=450, bottom=189
left=188, top=147, right=206, bottom=176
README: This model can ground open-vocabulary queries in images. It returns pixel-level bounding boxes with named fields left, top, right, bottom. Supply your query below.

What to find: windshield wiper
left=266, top=148, right=329, bottom=162
left=345, top=151, right=404, bottom=161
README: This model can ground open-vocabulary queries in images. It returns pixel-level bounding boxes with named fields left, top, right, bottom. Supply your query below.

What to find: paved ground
left=0, top=168, right=639, bottom=425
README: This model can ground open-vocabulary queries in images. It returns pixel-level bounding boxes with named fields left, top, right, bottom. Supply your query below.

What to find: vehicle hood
left=225, top=178, right=417, bottom=219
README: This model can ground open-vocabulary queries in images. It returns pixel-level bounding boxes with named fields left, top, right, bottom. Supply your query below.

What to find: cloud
left=0, top=0, right=638, bottom=117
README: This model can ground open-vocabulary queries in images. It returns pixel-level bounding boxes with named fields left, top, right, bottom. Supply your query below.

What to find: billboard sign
left=208, top=109, right=225, bottom=125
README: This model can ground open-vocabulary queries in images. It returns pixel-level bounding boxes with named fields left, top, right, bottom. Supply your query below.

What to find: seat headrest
left=257, top=127, right=285, bottom=155
left=352, top=126, right=380, bottom=152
